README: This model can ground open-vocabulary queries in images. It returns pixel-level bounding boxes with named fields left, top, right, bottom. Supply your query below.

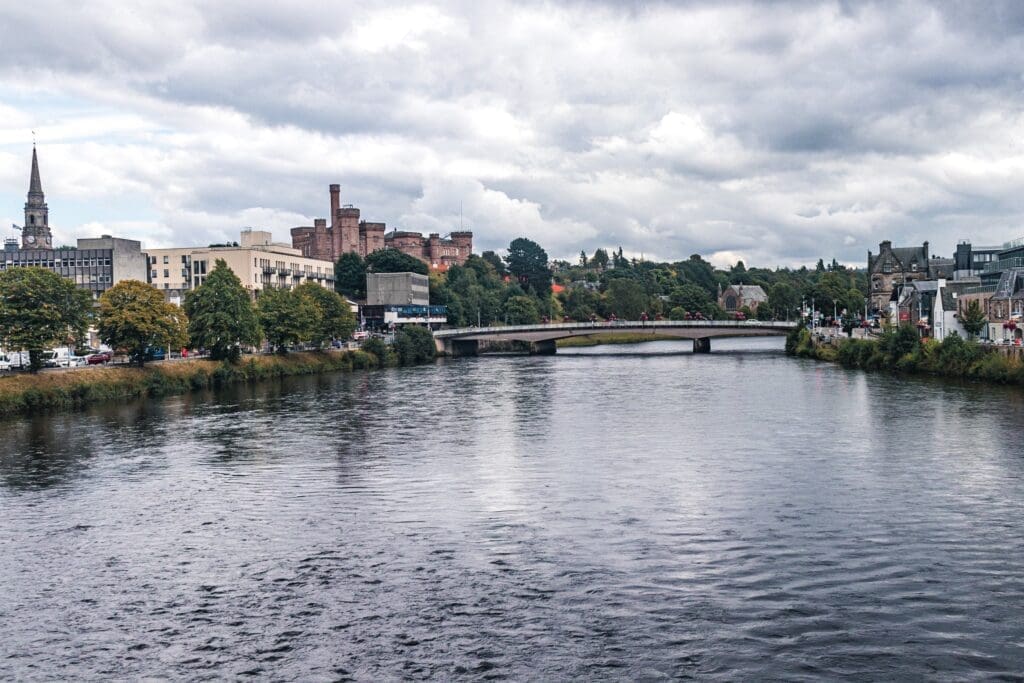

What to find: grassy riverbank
left=556, top=332, right=680, bottom=348
left=0, top=350, right=382, bottom=417
left=787, top=325, right=1024, bottom=385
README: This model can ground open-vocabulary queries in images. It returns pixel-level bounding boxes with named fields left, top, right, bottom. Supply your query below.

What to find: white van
left=43, top=348, right=87, bottom=368
left=0, top=351, right=29, bottom=372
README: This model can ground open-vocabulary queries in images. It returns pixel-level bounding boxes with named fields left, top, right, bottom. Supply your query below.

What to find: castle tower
left=22, top=146, right=52, bottom=249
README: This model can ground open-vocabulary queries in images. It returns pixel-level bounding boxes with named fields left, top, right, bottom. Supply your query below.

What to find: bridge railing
left=434, top=320, right=797, bottom=338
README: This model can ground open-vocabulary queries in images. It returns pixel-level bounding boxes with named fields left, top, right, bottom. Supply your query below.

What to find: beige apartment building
left=147, top=229, right=336, bottom=304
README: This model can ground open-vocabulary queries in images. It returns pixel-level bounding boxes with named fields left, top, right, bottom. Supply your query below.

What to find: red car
left=87, top=351, right=112, bottom=365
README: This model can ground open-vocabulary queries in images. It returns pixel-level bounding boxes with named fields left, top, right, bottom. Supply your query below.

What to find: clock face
left=44, top=237, right=51, bottom=246
left=25, top=235, right=35, bottom=244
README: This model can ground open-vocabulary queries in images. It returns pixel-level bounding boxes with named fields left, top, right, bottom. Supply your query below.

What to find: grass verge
left=0, top=350, right=381, bottom=417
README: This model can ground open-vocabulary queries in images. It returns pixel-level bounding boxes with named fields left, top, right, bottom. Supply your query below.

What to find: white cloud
left=2, top=0, right=1024, bottom=267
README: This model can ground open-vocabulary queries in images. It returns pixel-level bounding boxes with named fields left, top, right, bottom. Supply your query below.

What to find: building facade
left=147, top=229, right=336, bottom=304
left=867, top=240, right=934, bottom=314
left=290, top=185, right=472, bottom=270
left=718, top=284, right=767, bottom=312
left=366, top=272, right=430, bottom=306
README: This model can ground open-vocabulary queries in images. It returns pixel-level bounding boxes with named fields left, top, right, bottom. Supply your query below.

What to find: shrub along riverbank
left=0, top=324, right=442, bottom=417
left=786, top=324, right=1024, bottom=384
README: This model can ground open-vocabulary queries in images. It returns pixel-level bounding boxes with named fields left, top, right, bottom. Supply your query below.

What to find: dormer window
left=911, top=262, right=918, bottom=272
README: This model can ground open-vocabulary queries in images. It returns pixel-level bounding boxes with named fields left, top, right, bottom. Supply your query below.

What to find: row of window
left=149, top=255, right=189, bottom=265
left=3, top=258, right=112, bottom=268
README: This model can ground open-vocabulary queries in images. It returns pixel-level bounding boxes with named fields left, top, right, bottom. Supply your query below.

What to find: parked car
left=144, top=347, right=166, bottom=361
left=0, top=354, right=11, bottom=372
left=87, top=351, right=112, bottom=365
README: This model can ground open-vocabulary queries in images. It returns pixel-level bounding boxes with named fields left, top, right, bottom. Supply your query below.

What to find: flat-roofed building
left=2, top=235, right=147, bottom=299
left=147, top=228, right=336, bottom=304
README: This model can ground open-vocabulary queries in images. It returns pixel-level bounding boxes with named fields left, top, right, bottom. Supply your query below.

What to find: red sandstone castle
left=290, top=184, right=472, bottom=270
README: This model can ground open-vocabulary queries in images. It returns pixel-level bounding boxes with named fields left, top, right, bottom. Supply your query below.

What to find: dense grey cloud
left=1, top=0, right=1023, bottom=267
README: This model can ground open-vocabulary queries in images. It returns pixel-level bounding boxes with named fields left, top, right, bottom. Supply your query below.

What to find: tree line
left=0, top=259, right=357, bottom=371
left=387, top=236, right=869, bottom=329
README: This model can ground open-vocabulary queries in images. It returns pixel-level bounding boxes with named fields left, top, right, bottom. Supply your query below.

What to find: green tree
left=504, top=295, right=540, bottom=325
left=183, top=259, right=260, bottom=362
left=0, top=267, right=93, bottom=372
left=392, top=325, right=437, bottom=365
left=669, top=284, right=715, bottom=317
left=334, top=252, right=367, bottom=299
left=361, top=336, right=391, bottom=365
left=481, top=250, right=508, bottom=277
left=365, top=248, right=429, bottom=275
left=97, top=280, right=187, bottom=367
left=258, top=287, right=319, bottom=353
left=505, top=237, right=552, bottom=297
left=562, top=286, right=601, bottom=321
left=606, top=279, right=647, bottom=319
left=592, top=248, right=609, bottom=270
left=768, top=282, right=799, bottom=320
left=296, top=282, right=356, bottom=347
left=961, top=299, right=986, bottom=339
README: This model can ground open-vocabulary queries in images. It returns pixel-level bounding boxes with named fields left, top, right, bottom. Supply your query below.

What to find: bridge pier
left=529, top=339, right=557, bottom=355
left=693, top=338, right=711, bottom=354
left=441, top=338, right=479, bottom=357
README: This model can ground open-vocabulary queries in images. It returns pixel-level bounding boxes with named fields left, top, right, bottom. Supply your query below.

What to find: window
left=163, top=269, right=169, bottom=278
left=151, top=270, right=157, bottom=279
left=29, top=216, right=34, bottom=225
left=163, top=255, right=169, bottom=264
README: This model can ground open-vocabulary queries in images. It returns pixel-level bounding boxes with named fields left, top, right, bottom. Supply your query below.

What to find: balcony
left=263, top=265, right=276, bottom=274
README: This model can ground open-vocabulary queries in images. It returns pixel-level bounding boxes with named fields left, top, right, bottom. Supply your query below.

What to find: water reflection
left=2, top=344, right=1024, bottom=679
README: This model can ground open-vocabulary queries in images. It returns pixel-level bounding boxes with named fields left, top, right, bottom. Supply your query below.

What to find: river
left=2, top=338, right=1024, bottom=679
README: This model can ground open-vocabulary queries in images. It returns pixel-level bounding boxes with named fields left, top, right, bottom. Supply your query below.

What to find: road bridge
left=433, top=320, right=797, bottom=356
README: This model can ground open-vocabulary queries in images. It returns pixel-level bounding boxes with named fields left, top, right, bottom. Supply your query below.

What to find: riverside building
left=146, top=228, right=336, bottom=304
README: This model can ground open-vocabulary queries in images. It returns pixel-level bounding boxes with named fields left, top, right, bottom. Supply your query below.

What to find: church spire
left=28, top=145, right=43, bottom=200
left=22, top=145, right=51, bottom=249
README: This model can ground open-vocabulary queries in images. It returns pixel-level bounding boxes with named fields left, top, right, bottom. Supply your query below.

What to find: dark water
left=3, top=338, right=1024, bottom=680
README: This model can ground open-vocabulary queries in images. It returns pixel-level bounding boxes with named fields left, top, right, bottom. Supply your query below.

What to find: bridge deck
left=435, top=320, right=797, bottom=343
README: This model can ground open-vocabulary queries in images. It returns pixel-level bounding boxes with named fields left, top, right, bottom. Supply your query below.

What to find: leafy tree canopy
left=296, top=282, right=356, bottom=347
left=183, top=259, right=260, bottom=362
left=961, top=299, right=986, bottom=339
left=258, top=286, right=319, bottom=353
left=0, top=267, right=93, bottom=371
left=365, top=248, right=428, bottom=275
left=505, top=237, right=552, bottom=297
left=503, top=295, right=541, bottom=325
left=98, top=280, right=187, bottom=366
left=334, top=252, right=367, bottom=299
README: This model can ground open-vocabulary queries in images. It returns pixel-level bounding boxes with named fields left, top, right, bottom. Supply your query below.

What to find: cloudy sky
left=1, top=1, right=1023, bottom=267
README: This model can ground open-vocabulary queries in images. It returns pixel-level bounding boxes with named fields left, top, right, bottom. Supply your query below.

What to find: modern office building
left=146, top=228, right=336, bottom=303
left=361, top=271, right=446, bottom=329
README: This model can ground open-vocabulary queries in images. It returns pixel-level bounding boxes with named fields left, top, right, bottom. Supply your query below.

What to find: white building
left=146, top=229, right=336, bottom=304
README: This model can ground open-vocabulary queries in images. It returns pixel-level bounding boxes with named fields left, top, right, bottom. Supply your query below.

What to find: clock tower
left=22, top=146, right=51, bottom=249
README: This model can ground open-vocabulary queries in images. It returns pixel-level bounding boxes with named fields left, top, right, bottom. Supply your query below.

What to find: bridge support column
left=529, top=339, right=557, bottom=355
left=693, top=338, right=711, bottom=354
left=444, top=339, right=479, bottom=357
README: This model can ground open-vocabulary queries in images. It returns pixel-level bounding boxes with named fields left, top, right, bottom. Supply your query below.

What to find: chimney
left=329, top=184, right=340, bottom=226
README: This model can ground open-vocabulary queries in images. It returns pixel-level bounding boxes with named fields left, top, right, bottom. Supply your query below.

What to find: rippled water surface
left=3, top=338, right=1024, bottom=679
